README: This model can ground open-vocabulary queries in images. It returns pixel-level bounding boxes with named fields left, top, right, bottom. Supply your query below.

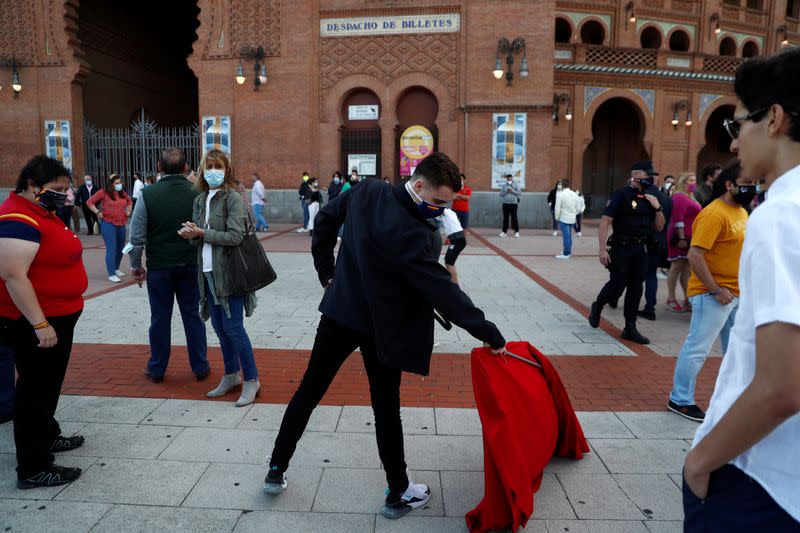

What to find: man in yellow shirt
left=668, top=161, right=757, bottom=421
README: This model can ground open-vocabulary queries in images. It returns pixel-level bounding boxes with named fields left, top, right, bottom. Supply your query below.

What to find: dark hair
left=133, top=173, right=142, bottom=180
left=146, top=175, right=156, bottom=184
left=712, top=160, right=742, bottom=200
left=104, top=173, right=127, bottom=201
left=734, top=48, right=800, bottom=142
left=15, top=155, right=72, bottom=193
left=252, top=173, right=261, bottom=180
left=459, top=173, right=466, bottom=180
left=411, top=152, right=462, bottom=193
left=159, top=147, right=187, bottom=175
left=701, top=163, right=722, bottom=181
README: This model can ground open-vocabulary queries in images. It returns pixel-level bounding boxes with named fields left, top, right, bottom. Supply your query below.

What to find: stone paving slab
left=91, top=505, right=241, bottom=533
left=59, top=422, right=180, bottom=459
left=237, top=404, right=341, bottom=432
left=336, top=406, right=437, bottom=435
left=0, top=499, right=111, bottom=533
left=142, top=398, right=253, bottom=429
left=589, top=439, right=690, bottom=475
left=56, top=396, right=165, bottom=425
left=232, top=510, right=375, bottom=533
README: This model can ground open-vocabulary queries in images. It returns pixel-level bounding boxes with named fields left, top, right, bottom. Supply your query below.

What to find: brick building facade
left=0, top=0, right=798, bottom=211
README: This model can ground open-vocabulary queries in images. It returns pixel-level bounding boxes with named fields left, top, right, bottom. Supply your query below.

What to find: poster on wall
left=44, top=120, right=72, bottom=171
left=347, top=154, right=377, bottom=176
left=491, top=113, right=526, bottom=189
left=399, top=125, right=434, bottom=178
left=202, top=116, right=231, bottom=155
left=348, top=105, right=379, bottom=120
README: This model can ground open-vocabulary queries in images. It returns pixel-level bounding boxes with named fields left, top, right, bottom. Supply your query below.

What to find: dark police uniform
left=595, top=184, right=659, bottom=325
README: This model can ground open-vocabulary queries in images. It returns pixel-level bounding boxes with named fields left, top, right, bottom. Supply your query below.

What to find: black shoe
left=588, top=302, right=601, bottom=328
left=17, top=464, right=82, bottom=489
left=49, top=435, right=85, bottom=453
left=195, top=368, right=211, bottom=381
left=262, top=465, right=288, bottom=494
left=144, top=368, right=163, bottom=383
left=667, top=401, right=706, bottom=422
left=637, top=309, right=656, bottom=321
left=621, top=323, right=650, bottom=344
left=608, top=300, right=618, bottom=309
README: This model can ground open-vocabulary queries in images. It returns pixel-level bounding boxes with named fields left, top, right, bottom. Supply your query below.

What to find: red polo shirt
left=0, top=192, right=87, bottom=319
left=453, top=184, right=472, bottom=212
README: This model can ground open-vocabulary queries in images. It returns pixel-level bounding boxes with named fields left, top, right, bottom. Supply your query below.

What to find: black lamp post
left=236, top=46, right=268, bottom=90
left=493, top=37, right=528, bottom=87
left=553, top=93, right=572, bottom=124
left=672, top=99, right=691, bottom=129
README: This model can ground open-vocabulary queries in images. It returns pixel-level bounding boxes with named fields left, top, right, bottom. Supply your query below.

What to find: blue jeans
left=559, top=221, right=573, bottom=255
left=253, top=204, right=269, bottom=231
left=301, top=199, right=310, bottom=229
left=670, top=293, right=738, bottom=406
left=99, top=220, right=126, bottom=276
left=684, top=465, right=800, bottom=532
left=205, top=279, right=258, bottom=381
left=0, top=342, right=14, bottom=419
left=145, top=265, right=209, bottom=378
left=454, top=210, right=469, bottom=229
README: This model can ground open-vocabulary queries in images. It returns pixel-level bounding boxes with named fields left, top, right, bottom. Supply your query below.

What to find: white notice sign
left=348, top=154, right=377, bottom=176
left=348, top=105, right=379, bottom=120
left=321, top=14, right=460, bottom=38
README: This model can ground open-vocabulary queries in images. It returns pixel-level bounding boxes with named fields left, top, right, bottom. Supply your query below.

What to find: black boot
left=588, top=301, right=602, bottom=328
left=621, top=322, right=650, bottom=344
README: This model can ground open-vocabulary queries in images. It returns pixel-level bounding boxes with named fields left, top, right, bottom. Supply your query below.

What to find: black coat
left=75, top=184, right=97, bottom=206
left=312, top=180, right=505, bottom=375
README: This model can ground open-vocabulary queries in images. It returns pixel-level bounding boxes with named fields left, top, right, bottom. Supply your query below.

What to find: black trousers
left=595, top=244, right=649, bottom=324
left=57, top=206, right=74, bottom=228
left=502, top=203, right=519, bottom=233
left=0, top=311, right=81, bottom=479
left=270, top=315, right=409, bottom=493
left=81, top=205, right=97, bottom=234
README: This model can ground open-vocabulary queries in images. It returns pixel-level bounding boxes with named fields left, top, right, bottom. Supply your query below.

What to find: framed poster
left=348, top=105, right=379, bottom=120
left=44, top=120, right=72, bottom=170
left=347, top=154, right=377, bottom=176
left=399, top=125, right=434, bottom=178
left=491, top=113, right=526, bottom=189
left=202, top=116, right=231, bottom=155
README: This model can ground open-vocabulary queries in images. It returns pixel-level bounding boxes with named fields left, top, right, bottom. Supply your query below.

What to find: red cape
left=465, top=342, right=590, bottom=533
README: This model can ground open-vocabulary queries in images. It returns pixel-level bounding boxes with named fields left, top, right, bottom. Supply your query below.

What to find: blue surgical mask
left=114, top=184, right=123, bottom=192
left=418, top=200, right=445, bottom=219
left=333, top=177, right=340, bottom=184
left=205, top=169, right=225, bottom=187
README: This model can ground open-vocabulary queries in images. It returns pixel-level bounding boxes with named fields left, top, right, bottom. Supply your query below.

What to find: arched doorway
left=395, top=87, right=439, bottom=181
left=697, top=105, right=736, bottom=173
left=340, top=88, right=381, bottom=179
left=582, top=98, right=649, bottom=212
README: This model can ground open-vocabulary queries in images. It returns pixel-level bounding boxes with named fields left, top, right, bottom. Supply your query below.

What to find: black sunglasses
left=723, top=108, right=767, bottom=140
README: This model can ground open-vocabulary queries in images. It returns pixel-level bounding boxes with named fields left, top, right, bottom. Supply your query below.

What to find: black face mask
left=639, top=177, right=654, bottom=189
left=732, top=185, right=757, bottom=206
left=35, top=188, right=68, bottom=212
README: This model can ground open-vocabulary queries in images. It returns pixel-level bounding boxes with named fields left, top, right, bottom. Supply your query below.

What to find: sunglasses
left=723, top=108, right=767, bottom=140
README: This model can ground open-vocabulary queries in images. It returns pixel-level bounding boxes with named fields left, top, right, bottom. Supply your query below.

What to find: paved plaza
left=1, top=222, right=718, bottom=532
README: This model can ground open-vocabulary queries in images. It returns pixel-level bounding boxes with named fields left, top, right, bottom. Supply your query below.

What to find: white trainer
left=514, top=232, right=520, bottom=238
left=576, top=232, right=583, bottom=238
left=555, top=254, right=571, bottom=260
left=115, top=270, right=126, bottom=277
left=553, top=231, right=558, bottom=236
left=499, top=232, right=507, bottom=238
left=108, top=275, right=121, bottom=283
left=381, top=480, right=431, bottom=519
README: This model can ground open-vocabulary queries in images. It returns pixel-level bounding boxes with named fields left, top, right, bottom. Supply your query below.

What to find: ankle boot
left=588, top=301, right=603, bottom=328
left=621, top=322, right=650, bottom=345
left=235, top=379, right=261, bottom=407
left=206, top=373, right=242, bottom=398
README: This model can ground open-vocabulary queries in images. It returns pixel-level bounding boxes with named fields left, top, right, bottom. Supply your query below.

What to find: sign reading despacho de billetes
left=320, top=13, right=460, bottom=37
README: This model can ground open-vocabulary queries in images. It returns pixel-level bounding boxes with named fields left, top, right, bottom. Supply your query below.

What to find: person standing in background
left=328, top=172, right=343, bottom=201
left=666, top=172, right=702, bottom=312
left=499, top=174, right=521, bottom=238
left=297, top=172, right=311, bottom=233
left=547, top=180, right=562, bottom=236
left=554, top=181, right=580, bottom=259
left=574, top=190, right=586, bottom=237
left=132, top=173, right=144, bottom=212
left=75, top=175, right=98, bottom=235
left=693, top=164, right=723, bottom=208
left=57, top=179, right=76, bottom=229
left=251, top=173, right=269, bottom=232
left=452, top=174, right=472, bottom=229
left=87, top=174, right=132, bottom=283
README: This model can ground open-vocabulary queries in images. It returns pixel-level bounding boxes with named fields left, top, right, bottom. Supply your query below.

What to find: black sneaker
left=49, top=435, right=85, bottom=453
left=668, top=401, right=706, bottom=422
left=195, top=368, right=211, bottom=381
left=144, top=368, right=163, bottom=383
left=588, top=302, right=601, bottom=328
left=381, top=481, right=431, bottom=519
left=621, top=324, right=650, bottom=344
left=637, top=309, right=656, bottom=321
left=263, top=465, right=287, bottom=494
left=17, top=464, right=82, bottom=489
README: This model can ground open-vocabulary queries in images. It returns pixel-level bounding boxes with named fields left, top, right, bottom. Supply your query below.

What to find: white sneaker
left=296, top=228, right=308, bottom=233
left=499, top=232, right=507, bottom=238
left=381, top=480, right=431, bottom=519
left=576, top=232, right=582, bottom=238
left=555, top=254, right=571, bottom=260
left=657, top=270, right=669, bottom=280
left=514, top=232, right=520, bottom=238
left=115, top=270, right=126, bottom=277
left=108, top=275, right=122, bottom=283
left=553, top=231, right=558, bottom=236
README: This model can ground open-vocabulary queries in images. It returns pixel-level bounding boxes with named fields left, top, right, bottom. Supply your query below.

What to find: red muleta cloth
left=465, top=341, right=590, bottom=533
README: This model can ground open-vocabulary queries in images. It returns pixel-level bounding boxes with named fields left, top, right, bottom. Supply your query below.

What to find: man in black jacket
left=263, top=153, right=506, bottom=519
left=74, top=175, right=98, bottom=235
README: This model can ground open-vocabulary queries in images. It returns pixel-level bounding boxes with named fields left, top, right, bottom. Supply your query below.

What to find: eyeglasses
left=723, top=108, right=767, bottom=140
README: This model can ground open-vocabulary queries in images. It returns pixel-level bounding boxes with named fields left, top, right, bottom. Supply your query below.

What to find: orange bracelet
left=32, top=320, right=50, bottom=330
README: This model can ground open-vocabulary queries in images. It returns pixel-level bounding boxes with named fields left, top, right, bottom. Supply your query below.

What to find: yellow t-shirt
left=687, top=199, right=748, bottom=297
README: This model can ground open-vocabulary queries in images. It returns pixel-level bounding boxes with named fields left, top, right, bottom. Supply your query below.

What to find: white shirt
left=692, top=163, right=800, bottom=520
left=437, top=208, right=463, bottom=236
left=202, top=190, right=220, bottom=273
left=554, top=188, right=581, bottom=224
left=252, top=180, right=265, bottom=206
left=307, top=201, right=320, bottom=231
left=132, top=179, right=144, bottom=200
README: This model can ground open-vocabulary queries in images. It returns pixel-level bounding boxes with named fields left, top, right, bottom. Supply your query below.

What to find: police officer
left=588, top=161, right=665, bottom=344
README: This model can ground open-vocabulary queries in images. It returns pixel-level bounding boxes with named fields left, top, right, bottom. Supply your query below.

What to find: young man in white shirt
left=683, top=48, right=800, bottom=530
left=554, top=181, right=580, bottom=259
left=251, top=173, right=269, bottom=232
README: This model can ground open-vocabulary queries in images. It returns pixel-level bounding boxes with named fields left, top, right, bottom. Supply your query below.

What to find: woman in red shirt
left=0, top=155, right=88, bottom=489
left=87, top=173, right=132, bottom=282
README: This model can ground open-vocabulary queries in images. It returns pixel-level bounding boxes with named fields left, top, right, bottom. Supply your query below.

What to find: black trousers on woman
left=270, top=315, right=409, bottom=493
left=502, top=203, right=519, bottom=233
left=0, top=312, right=81, bottom=479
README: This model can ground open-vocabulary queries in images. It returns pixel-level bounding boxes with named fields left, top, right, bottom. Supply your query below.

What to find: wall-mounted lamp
left=625, top=2, right=636, bottom=29
left=236, top=46, right=268, bottom=90
left=778, top=25, right=790, bottom=47
left=493, top=37, right=528, bottom=86
left=0, top=57, right=22, bottom=97
left=672, top=100, right=691, bottom=129
left=553, top=93, right=572, bottom=124
left=709, top=13, right=721, bottom=39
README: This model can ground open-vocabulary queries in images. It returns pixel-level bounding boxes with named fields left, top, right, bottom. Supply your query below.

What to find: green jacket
left=191, top=188, right=257, bottom=320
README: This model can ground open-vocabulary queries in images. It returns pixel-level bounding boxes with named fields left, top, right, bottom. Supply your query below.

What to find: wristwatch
left=711, top=287, right=722, bottom=296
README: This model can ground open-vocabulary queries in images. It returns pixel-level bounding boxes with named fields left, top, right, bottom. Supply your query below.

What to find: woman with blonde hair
left=178, top=150, right=261, bottom=406
left=665, top=172, right=702, bottom=312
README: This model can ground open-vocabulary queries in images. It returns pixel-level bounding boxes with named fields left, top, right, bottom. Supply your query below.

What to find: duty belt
left=609, top=234, right=648, bottom=247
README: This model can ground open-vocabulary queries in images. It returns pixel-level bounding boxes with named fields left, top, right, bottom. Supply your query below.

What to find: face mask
left=303, top=175, right=309, bottom=182
left=205, top=169, right=225, bottom=188
left=507, top=180, right=513, bottom=185
left=557, top=184, right=563, bottom=191
left=333, top=177, right=340, bottom=184
left=687, top=183, right=697, bottom=193
left=419, top=200, right=445, bottom=219
left=351, top=175, right=357, bottom=180
left=35, top=188, right=68, bottom=212
left=86, top=180, right=93, bottom=187
left=732, top=185, right=757, bottom=206
left=114, top=183, right=123, bottom=192
left=663, top=182, right=673, bottom=191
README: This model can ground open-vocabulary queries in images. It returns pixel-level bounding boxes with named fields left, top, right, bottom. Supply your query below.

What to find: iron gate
left=84, top=109, right=200, bottom=189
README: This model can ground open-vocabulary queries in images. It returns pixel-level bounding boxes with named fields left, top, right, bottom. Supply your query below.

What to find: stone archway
left=697, top=104, right=736, bottom=174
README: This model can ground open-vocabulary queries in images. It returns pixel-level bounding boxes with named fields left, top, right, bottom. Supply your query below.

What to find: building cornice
left=554, top=63, right=734, bottom=83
